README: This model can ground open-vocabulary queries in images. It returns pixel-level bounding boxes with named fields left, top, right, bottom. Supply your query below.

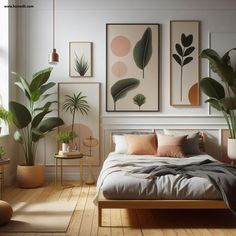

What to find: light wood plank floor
left=1, top=182, right=236, bottom=236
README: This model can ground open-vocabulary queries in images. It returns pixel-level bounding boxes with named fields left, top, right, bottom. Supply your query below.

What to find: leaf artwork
left=133, top=27, right=153, bottom=78
left=133, top=94, right=146, bottom=110
left=111, top=78, right=140, bottom=111
left=172, top=33, right=195, bottom=102
left=74, top=52, right=89, bottom=76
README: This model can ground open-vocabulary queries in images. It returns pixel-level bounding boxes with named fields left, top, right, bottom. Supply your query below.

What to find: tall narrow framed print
left=106, top=24, right=160, bottom=112
left=69, top=42, right=93, bottom=77
left=170, top=21, right=200, bottom=106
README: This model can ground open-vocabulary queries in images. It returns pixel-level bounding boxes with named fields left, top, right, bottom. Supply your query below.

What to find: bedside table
left=54, top=152, right=83, bottom=187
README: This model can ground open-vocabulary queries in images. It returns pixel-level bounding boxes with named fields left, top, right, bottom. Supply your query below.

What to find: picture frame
left=57, top=82, right=100, bottom=166
left=170, top=21, right=200, bottom=106
left=69, top=42, right=93, bottom=77
left=106, top=23, right=160, bottom=112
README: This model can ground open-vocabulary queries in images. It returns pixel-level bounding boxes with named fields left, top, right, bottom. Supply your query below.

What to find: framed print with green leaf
left=170, top=21, right=200, bottom=106
left=69, top=42, right=93, bottom=77
left=106, top=23, right=160, bottom=111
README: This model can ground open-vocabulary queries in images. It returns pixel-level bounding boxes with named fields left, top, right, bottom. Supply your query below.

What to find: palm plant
left=74, top=53, right=89, bottom=76
left=62, top=92, right=90, bottom=142
left=133, top=94, right=146, bottom=110
left=9, top=67, right=64, bottom=166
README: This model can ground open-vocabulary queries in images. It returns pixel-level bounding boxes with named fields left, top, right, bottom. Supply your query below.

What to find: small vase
left=62, top=143, right=69, bottom=152
left=227, top=138, right=236, bottom=160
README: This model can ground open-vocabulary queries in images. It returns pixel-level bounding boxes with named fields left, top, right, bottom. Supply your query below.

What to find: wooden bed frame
left=97, top=130, right=228, bottom=227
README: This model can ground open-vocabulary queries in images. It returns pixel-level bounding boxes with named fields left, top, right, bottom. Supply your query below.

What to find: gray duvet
left=94, top=153, right=221, bottom=203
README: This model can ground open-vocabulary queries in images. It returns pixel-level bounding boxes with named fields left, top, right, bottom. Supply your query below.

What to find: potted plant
left=0, top=105, right=11, bottom=134
left=0, top=146, right=5, bottom=159
left=56, top=131, right=75, bottom=152
left=200, top=48, right=236, bottom=160
left=9, top=67, right=64, bottom=188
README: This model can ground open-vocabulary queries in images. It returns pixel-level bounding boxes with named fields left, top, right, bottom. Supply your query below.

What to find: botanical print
left=170, top=21, right=200, bottom=106
left=58, top=83, right=100, bottom=165
left=69, top=42, right=92, bottom=77
left=106, top=24, right=159, bottom=112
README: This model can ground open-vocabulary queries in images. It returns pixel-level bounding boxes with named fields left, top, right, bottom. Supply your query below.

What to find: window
left=0, top=0, right=9, bottom=135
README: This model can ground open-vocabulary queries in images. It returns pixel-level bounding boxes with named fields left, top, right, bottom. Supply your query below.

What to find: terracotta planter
left=16, top=164, right=44, bottom=188
left=227, top=138, right=236, bottom=160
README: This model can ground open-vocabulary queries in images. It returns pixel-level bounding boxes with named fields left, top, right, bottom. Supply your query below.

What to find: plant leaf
left=175, top=44, right=183, bottom=56
left=29, top=67, right=53, bottom=92
left=200, top=49, right=235, bottom=88
left=9, top=101, right=32, bottom=129
left=200, top=77, right=225, bottom=100
left=183, top=57, right=193, bottom=65
left=181, top=33, right=193, bottom=47
left=13, top=131, right=23, bottom=144
left=205, top=98, right=222, bottom=111
left=219, top=97, right=236, bottom=111
left=133, top=27, right=152, bottom=71
left=184, top=46, right=195, bottom=56
left=111, top=78, right=140, bottom=103
left=31, top=110, right=52, bottom=128
left=40, top=82, right=56, bottom=95
left=37, top=117, right=64, bottom=134
left=172, top=54, right=182, bottom=66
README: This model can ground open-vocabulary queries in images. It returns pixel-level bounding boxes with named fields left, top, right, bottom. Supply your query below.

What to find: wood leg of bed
left=98, top=205, right=102, bottom=227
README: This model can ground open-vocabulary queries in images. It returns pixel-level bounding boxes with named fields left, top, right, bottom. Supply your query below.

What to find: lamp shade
left=49, top=49, right=59, bottom=64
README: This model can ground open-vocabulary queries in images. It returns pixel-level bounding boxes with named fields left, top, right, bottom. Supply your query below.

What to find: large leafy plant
left=9, top=67, right=64, bottom=166
left=200, top=48, right=236, bottom=138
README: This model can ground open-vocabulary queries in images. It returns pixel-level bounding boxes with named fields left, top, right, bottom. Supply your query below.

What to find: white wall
left=7, top=0, right=236, bottom=181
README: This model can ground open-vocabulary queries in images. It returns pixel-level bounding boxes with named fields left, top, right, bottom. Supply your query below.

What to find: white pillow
left=112, top=135, right=128, bottom=154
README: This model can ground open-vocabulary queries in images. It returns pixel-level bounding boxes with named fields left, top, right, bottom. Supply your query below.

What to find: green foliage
left=133, top=27, right=152, bottom=78
left=173, top=33, right=195, bottom=101
left=62, top=92, right=90, bottom=140
left=0, top=105, right=12, bottom=125
left=200, top=48, right=236, bottom=138
left=133, top=94, right=146, bottom=110
left=74, top=53, right=89, bottom=76
left=111, top=78, right=140, bottom=111
left=0, top=146, right=5, bottom=157
left=10, top=67, right=64, bottom=166
left=56, top=131, right=76, bottom=144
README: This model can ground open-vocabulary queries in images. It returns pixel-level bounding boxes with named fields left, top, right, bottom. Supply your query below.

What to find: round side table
left=54, top=153, right=83, bottom=187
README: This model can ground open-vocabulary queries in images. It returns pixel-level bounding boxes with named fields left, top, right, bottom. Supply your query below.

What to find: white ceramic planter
left=62, top=143, right=69, bottom=152
left=227, top=138, right=236, bottom=160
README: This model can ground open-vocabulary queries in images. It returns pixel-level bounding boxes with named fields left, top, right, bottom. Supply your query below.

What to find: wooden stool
left=0, top=200, right=13, bottom=225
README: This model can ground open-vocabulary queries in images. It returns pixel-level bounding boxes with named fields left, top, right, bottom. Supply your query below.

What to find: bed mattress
left=96, top=153, right=221, bottom=200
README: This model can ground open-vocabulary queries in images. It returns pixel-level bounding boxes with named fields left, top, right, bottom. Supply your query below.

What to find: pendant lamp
left=49, top=0, right=59, bottom=64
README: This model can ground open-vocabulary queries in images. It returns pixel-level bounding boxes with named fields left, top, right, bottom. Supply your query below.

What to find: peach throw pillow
left=157, top=133, right=187, bottom=158
left=125, top=134, right=157, bottom=155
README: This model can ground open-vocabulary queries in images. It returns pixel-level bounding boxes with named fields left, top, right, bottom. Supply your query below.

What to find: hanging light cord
left=53, top=0, right=55, bottom=49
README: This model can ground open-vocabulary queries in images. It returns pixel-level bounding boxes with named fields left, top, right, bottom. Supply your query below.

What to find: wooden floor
left=1, top=182, right=236, bottom=236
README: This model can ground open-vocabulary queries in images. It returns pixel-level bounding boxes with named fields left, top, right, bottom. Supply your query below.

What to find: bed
left=95, top=131, right=230, bottom=227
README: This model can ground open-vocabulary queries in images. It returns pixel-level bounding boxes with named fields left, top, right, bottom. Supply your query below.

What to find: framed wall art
left=170, top=21, right=200, bottom=106
left=106, top=23, right=160, bottom=112
left=58, top=82, right=100, bottom=166
left=69, top=42, right=93, bottom=77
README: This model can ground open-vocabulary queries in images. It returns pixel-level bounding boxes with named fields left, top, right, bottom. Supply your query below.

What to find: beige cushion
left=164, top=130, right=202, bottom=154
left=125, top=134, right=157, bottom=155
left=156, top=133, right=187, bottom=158
left=0, top=200, right=13, bottom=225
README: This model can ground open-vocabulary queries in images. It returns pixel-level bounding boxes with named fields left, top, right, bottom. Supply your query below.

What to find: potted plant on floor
left=9, top=67, right=64, bottom=188
left=200, top=48, right=236, bottom=160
